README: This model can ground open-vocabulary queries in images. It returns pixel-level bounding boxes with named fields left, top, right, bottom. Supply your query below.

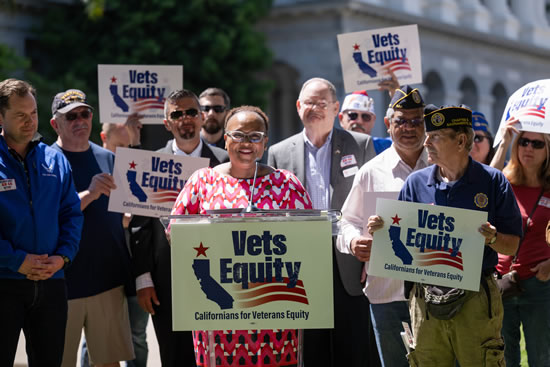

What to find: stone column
left=387, top=0, right=425, bottom=15
left=484, top=0, right=520, bottom=39
left=458, top=0, right=490, bottom=32
left=424, top=0, right=459, bottom=25
left=510, top=0, right=550, bottom=47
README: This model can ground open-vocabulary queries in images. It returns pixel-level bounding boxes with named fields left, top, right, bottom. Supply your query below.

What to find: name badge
left=0, top=179, right=16, bottom=192
left=343, top=166, right=358, bottom=178
left=539, top=196, right=550, bottom=209
left=340, top=154, right=357, bottom=168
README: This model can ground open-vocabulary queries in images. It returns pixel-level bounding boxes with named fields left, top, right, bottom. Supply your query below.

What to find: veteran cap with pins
left=424, top=104, right=473, bottom=132
left=389, top=85, right=425, bottom=110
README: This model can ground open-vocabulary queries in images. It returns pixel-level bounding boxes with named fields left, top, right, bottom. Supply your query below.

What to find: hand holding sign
left=494, top=79, right=550, bottom=146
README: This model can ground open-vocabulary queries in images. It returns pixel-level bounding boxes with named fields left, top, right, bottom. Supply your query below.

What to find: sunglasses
left=518, top=137, right=546, bottom=149
left=393, top=117, right=423, bottom=127
left=201, top=105, right=226, bottom=113
left=474, top=135, right=487, bottom=143
left=347, top=111, right=373, bottom=122
left=225, top=130, right=266, bottom=143
left=65, top=110, right=91, bottom=121
left=169, top=108, right=199, bottom=120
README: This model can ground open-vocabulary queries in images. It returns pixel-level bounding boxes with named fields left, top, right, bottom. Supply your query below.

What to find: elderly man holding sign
left=369, top=105, right=522, bottom=366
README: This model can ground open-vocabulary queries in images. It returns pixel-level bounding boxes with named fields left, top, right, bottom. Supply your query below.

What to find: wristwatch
left=58, top=255, right=71, bottom=269
left=488, top=233, right=497, bottom=245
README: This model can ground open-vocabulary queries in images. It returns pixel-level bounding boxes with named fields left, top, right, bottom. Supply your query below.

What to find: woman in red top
left=493, top=120, right=550, bottom=367
left=171, top=106, right=312, bottom=367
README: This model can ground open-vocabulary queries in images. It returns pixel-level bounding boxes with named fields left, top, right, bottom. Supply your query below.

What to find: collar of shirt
left=172, top=139, right=203, bottom=157
left=387, top=145, right=430, bottom=171
left=302, top=128, right=333, bottom=152
left=428, top=156, right=474, bottom=189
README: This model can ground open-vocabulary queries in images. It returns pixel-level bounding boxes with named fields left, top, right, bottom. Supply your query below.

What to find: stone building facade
left=259, top=0, right=550, bottom=141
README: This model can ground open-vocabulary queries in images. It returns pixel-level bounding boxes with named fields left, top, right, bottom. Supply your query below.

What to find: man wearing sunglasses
left=369, top=105, right=522, bottom=366
left=50, top=89, right=135, bottom=366
left=199, top=87, right=230, bottom=149
left=339, top=85, right=428, bottom=367
left=129, top=89, right=228, bottom=366
left=339, top=90, right=392, bottom=155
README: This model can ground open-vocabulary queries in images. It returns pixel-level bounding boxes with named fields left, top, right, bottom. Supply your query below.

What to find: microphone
left=243, top=161, right=260, bottom=213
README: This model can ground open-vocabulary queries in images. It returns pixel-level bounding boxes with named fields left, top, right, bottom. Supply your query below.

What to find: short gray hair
left=298, top=77, right=337, bottom=102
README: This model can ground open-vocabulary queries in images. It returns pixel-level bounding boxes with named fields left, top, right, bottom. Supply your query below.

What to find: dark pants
left=152, top=252, right=196, bottom=366
left=304, top=257, right=381, bottom=367
left=0, top=278, right=68, bottom=367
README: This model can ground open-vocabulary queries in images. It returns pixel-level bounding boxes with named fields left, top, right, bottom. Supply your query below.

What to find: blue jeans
left=126, top=295, right=149, bottom=367
left=502, top=276, right=550, bottom=367
left=0, top=278, right=68, bottom=367
left=370, top=301, right=410, bottom=367
left=81, top=296, right=149, bottom=367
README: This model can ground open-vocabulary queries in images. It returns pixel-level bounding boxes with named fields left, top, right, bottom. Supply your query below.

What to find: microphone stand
left=243, top=161, right=259, bottom=213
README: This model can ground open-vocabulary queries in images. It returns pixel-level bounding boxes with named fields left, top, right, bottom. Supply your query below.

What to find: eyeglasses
left=201, top=105, right=226, bottom=113
left=518, top=137, right=546, bottom=149
left=65, top=110, right=91, bottom=121
left=169, top=108, right=199, bottom=120
left=301, top=100, right=331, bottom=110
left=393, top=117, right=423, bottom=127
left=347, top=111, right=373, bottom=122
left=474, top=135, right=487, bottom=143
left=225, top=130, right=266, bottom=143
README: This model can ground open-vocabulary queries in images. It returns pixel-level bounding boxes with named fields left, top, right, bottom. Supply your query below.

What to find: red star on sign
left=353, top=43, right=360, bottom=51
left=391, top=214, right=402, bottom=225
left=194, top=242, right=209, bottom=257
left=129, top=161, right=137, bottom=169
left=111, top=76, right=117, bottom=83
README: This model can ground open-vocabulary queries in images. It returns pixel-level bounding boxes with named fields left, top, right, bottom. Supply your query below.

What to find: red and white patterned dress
left=171, top=167, right=312, bottom=367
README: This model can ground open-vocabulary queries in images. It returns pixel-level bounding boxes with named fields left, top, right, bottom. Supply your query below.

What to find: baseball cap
left=51, top=89, right=93, bottom=115
left=341, top=90, right=375, bottom=115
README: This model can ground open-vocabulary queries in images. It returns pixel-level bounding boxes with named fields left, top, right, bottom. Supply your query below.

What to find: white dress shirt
left=338, top=144, right=429, bottom=304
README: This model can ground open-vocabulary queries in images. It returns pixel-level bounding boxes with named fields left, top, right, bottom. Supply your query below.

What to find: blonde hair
left=503, top=131, right=550, bottom=191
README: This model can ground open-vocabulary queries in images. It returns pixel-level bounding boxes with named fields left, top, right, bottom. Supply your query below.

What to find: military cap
left=424, top=104, right=472, bottom=132
left=389, top=85, right=424, bottom=110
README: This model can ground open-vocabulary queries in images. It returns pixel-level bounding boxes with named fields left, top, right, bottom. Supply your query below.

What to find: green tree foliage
left=32, top=0, right=273, bottom=143
left=0, top=44, right=29, bottom=80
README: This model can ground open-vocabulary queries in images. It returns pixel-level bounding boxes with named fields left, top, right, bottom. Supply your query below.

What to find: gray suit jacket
left=267, top=128, right=376, bottom=296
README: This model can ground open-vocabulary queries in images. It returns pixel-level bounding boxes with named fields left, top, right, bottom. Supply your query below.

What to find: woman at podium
left=171, top=105, right=312, bottom=367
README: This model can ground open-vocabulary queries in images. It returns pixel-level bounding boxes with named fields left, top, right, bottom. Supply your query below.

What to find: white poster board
left=369, top=198, right=487, bottom=291
left=108, top=148, right=208, bottom=218
left=337, top=24, right=422, bottom=93
left=494, top=79, right=550, bottom=146
left=98, top=64, right=183, bottom=124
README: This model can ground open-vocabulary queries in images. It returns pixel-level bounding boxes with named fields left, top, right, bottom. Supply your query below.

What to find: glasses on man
left=225, top=131, right=266, bottom=143
left=518, top=137, right=546, bottom=149
left=65, top=109, right=91, bottom=121
left=347, top=111, right=373, bottom=122
left=393, top=117, right=423, bottom=127
left=201, top=105, right=226, bottom=113
left=169, top=108, right=199, bottom=120
left=474, top=135, right=487, bottom=143
left=301, top=100, right=331, bottom=110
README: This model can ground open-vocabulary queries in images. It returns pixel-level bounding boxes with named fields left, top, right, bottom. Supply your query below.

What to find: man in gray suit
left=267, top=77, right=378, bottom=366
